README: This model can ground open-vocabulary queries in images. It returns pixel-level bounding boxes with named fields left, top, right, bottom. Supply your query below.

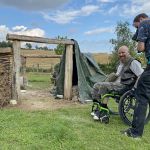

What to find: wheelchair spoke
left=121, top=96, right=137, bottom=122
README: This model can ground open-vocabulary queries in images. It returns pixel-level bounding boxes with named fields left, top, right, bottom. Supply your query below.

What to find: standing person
left=91, top=45, right=143, bottom=122
left=121, top=13, right=150, bottom=139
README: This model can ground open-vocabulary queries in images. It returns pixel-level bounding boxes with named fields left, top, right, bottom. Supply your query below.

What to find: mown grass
left=26, top=72, right=51, bottom=90
left=2, top=72, right=149, bottom=149
left=0, top=104, right=150, bottom=150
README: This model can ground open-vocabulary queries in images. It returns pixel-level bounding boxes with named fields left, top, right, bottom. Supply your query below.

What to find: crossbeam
left=22, top=55, right=62, bottom=58
left=7, top=34, right=74, bottom=45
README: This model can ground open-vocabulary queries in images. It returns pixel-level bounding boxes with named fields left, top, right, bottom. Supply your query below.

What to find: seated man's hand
left=105, top=72, right=118, bottom=82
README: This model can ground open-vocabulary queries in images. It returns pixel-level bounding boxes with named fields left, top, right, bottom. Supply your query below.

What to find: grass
left=0, top=105, right=150, bottom=150
left=26, top=72, right=51, bottom=90
left=1, top=72, right=150, bottom=149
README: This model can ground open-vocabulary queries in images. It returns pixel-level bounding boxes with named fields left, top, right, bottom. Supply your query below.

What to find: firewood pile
left=0, top=49, right=12, bottom=107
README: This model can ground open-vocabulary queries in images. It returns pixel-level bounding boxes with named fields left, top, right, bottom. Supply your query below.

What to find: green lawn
left=0, top=105, right=150, bottom=150
left=26, top=72, right=51, bottom=90
left=1, top=72, right=150, bottom=149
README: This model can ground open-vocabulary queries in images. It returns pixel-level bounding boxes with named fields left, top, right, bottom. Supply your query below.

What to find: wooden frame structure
left=7, top=34, right=74, bottom=100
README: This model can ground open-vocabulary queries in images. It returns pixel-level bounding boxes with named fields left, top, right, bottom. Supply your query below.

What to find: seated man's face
left=118, top=48, right=129, bottom=63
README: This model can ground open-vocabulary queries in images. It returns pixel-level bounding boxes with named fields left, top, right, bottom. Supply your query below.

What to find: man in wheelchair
left=91, top=45, right=144, bottom=123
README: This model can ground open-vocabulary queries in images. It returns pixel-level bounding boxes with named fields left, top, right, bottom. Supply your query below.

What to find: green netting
left=56, top=40, right=106, bottom=103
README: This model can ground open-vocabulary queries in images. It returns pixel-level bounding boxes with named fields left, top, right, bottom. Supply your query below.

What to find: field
left=21, top=49, right=110, bottom=69
left=93, top=52, right=110, bottom=64
left=21, top=49, right=61, bottom=69
left=0, top=72, right=150, bottom=149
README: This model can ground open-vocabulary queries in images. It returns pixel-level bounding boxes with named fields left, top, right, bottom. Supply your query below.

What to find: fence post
left=12, top=40, right=21, bottom=100
left=64, top=45, right=73, bottom=100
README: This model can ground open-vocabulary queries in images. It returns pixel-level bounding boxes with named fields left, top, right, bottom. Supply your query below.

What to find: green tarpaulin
left=56, top=40, right=106, bottom=103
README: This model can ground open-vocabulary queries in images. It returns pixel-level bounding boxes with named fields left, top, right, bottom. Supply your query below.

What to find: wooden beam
left=7, top=34, right=74, bottom=45
left=12, top=41, right=21, bottom=100
left=22, top=55, right=62, bottom=58
left=64, top=45, right=73, bottom=100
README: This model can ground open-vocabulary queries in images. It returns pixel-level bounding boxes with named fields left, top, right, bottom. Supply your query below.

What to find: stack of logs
left=0, top=48, right=12, bottom=107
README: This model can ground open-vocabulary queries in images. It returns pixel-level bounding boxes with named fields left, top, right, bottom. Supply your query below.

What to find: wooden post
left=22, top=56, right=26, bottom=75
left=12, top=40, right=21, bottom=100
left=64, top=45, right=73, bottom=100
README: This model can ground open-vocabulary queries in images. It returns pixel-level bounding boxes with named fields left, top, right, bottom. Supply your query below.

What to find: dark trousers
left=131, top=65, right=150, bottom=136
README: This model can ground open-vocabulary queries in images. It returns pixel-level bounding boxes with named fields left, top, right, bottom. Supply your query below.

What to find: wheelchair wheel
left=118, top=90, right=150, bottom=126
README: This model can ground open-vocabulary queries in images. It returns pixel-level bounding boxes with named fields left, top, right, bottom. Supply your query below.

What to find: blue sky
left=0, top=0, right=150, bottom=53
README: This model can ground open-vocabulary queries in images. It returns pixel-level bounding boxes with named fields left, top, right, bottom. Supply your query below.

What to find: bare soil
left=10, top=89, right=81, bottom=111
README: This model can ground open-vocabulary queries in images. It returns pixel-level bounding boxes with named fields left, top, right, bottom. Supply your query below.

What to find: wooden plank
left=22, top=55, right=62, bottom=58
left=0, top=47, right=12, bottom=54
left=7, top=34, right=74, bottom=45
left=64, top=45, right=73, bottom=100
left=12, top=41, right=21, bottom=100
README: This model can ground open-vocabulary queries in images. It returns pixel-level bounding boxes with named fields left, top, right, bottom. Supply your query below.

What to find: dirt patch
left=10, top=89, right=81, bottom=111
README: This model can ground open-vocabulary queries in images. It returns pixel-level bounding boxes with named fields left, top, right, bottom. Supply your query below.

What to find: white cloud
left=42, top=10, right=79, bottom=24
left=122, top=0, right=150, bottom=16
left=0, top=25, right=45, bottom=41
left=0, top=0, right=69, bottom=11
left=42, top=5, right=99, bottom=24
left=0, top=25, right=9, bottom=41
left=81, top=5, right=100, bottom=15
left=11, top=27, right=45, bottom=37
left=108, top=5, right=118, bottom=14
left=12, top=26, right=27, bottom=31
left=84, top=27, right=113, bottom=35
left=132, top=0, right=149, bottom=4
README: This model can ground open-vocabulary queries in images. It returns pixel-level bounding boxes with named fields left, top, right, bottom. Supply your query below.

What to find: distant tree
left=25, top=43, right=32, bottom=49
left=54, top=36, right=67, bottom=55
left=42, top=46, right=49, bottom=50
left=0, top=41, right=12, bottom=48
left=109, top=21, right=145, bottom=72
left=34, top=45, right=49, bottom=50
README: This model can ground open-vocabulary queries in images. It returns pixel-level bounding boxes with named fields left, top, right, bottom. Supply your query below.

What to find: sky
left=0, top=0, right=150, bottom=54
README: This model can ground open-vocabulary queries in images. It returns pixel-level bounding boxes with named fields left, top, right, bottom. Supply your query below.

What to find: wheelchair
left=91, top=89, right=150, bottom=126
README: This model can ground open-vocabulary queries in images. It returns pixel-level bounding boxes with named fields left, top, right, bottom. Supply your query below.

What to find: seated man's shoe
left=93, top=115, right=99, bottom=120
left=91, top=111, right=95, bottom=116
left=91, top=107, right=99, bottom=116
left=93, top=108, right=110, bottom=123
left=93, top=110, right=101, bottom=120
left=99, top=110, right=109, bottom=124
left=120, top=128, right=141, bottom=139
